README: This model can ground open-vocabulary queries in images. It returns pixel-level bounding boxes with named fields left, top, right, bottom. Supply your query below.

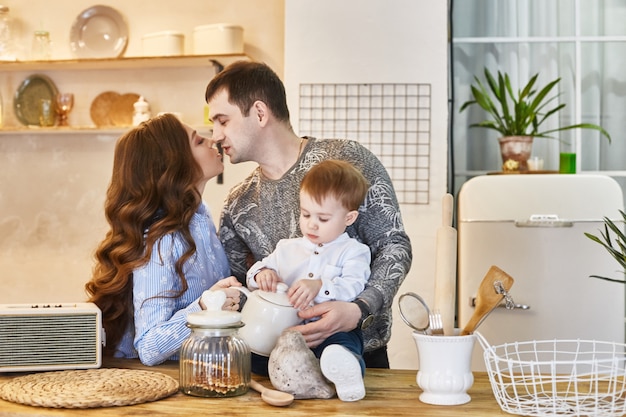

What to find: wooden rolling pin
left=433, top=193, right=457, bottom=336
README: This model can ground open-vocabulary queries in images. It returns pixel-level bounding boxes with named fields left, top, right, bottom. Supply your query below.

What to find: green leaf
left=459, top=67, right=611, bottom=143
left=585, top=211, right=626, bottom=283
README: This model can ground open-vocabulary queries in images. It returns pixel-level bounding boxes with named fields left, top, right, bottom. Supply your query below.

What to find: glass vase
left=559, top=140, right=576, bottom=174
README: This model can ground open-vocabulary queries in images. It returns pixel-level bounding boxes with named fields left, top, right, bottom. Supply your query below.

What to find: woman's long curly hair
left=85, top=113, right=203, bottom=356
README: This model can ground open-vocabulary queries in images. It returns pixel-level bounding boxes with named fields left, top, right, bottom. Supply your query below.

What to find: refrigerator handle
left=470, top=297, right=530, bottom=310
left=515, top=214, right=573, bottom=228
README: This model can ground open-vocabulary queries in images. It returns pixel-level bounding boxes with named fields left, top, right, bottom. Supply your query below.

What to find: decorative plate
left=110, top=92, right=140, bottom=127
left=90, top=91, right=120, bottom=126
left=13, top=74, right=59, bottom=126
left=70, top=5, right=128, bottom=59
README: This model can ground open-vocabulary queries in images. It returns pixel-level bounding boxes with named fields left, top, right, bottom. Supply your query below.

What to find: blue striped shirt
left=115, top=203, right=230, bottom=365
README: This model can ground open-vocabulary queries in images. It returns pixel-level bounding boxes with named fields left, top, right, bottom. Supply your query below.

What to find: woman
left=85, top=113, right=241, bottom=366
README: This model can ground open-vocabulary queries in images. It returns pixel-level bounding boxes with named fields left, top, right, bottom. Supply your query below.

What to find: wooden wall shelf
left=0, top=54, right=249, bottom=72
left=0, top=125, right=214, bottom=136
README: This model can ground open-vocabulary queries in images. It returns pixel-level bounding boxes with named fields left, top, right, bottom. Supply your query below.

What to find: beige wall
left=0, top=0, right=284, bottom=304
left=7, top=0, right=283, bottom=69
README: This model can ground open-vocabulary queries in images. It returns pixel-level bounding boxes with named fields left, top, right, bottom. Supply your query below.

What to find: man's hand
left=289, top=300, right=361, bottom=348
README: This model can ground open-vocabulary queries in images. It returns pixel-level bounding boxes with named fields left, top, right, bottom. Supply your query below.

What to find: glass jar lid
left=190, top=289, right=243, bottom=328
left=187, top=310, right=243, bottom=328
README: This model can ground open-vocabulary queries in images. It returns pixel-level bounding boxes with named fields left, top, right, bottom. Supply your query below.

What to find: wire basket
left=475, top=332, right=626, bottom=417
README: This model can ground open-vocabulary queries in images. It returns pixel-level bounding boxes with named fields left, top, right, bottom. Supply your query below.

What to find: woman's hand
left=289, top=300, right=361, bottom=348
left=199, top=276, right=242, bottom=311
left=211, top=276, right=242, bottom=290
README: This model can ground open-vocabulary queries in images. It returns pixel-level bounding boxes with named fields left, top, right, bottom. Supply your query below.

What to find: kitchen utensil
left=193, top=24, right=244, bottom=55
left=0, top=6, right=14, bottom=61
left=428, top=310, right=444, bottom=335
left=70, top=5, right=128, bottom=58
left=229, top=283, right=301, bottom=356
left=249, top=379, right=294, bottom=407
left=460, top=265, right=514, bottom=335
left=55, top=93, right=74, bottom=126
left=31, top=30, right=52, bottom=61
left=39, top=98, right=55, bottom=127
left=110, top=92, right=140, bottom=127
left=142, top=31, right=184, bottom=57
left=14, top=74, right=59, bottom=126
left=90, top=91, right=120, bottom=127
left=398, top=292, right=431, bottom=333
left=476, top=331, right=626, bottom=417
left=433, top=193, right=457, bottom=336
left=180, top=290, right=250, bottom=398
left=412, top=331, right=475, bottom=405
left=0, top=368, right=179, bottom=408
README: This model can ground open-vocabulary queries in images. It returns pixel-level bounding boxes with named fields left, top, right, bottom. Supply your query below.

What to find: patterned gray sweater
left=219, top=137, right=413, bottom=352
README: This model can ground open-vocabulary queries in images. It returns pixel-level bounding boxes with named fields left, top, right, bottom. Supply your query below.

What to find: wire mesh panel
left=298, top=83, right=431, bottom=205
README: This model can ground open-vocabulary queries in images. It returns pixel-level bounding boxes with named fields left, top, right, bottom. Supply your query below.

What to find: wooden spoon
left=249, top=379, right=294, bottom=407
left=460, top=265, right=514, bottom=335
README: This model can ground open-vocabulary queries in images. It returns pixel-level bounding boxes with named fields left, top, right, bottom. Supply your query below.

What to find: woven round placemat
left=0, top=368, right=179, bottom=409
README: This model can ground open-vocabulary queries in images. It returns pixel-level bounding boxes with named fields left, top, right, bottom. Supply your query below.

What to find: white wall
left=284, top=0, right=449, bottom=369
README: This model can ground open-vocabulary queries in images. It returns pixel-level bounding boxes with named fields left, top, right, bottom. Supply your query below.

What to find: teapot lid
left=257, top=282, right=292, bottom=307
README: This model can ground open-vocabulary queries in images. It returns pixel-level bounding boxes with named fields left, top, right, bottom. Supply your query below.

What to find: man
left=205, top=61, right=412, bottom=369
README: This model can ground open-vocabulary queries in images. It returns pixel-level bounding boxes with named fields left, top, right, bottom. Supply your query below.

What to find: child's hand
left=288, top=280, right=322, bottom=310
left=253, top=268, right=282, bottom=292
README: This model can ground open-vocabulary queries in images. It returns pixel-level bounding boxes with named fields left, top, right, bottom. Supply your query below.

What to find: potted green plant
left=585, top=211, right=626, bottom=284
left=459, top=67, right=611, bottom=172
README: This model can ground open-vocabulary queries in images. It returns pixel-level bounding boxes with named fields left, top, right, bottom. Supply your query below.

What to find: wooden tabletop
left=0, top=358, right=508, bottom=416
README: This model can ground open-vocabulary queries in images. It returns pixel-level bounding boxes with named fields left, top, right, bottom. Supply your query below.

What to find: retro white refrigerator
left=457, top=174, right=625, bottom=371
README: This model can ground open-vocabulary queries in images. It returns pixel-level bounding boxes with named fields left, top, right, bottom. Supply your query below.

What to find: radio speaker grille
left=0, top=303, right=102, bottom=372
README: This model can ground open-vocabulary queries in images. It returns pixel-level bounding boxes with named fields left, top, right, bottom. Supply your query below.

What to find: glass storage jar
left=0, top=5, right=14, bottom=61
left=180, top=291, right=250, bottom=398
left=31, top=30, right=52, bottom=61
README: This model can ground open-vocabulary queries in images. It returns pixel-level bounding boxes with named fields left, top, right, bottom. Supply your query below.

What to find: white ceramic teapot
left=234, top=283, right=302, bottom=356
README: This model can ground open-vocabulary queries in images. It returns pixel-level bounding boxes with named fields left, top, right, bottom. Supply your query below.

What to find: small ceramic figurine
left=132, top=96, right=151, bottom=126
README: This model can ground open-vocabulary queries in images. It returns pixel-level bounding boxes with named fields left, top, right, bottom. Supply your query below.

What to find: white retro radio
left=0, top=302, right=104, bottom=372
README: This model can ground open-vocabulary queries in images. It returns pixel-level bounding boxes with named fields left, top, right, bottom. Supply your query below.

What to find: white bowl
left=193, top=23, right=243, bottom=55
left=142, top=30, right=184, bottom=57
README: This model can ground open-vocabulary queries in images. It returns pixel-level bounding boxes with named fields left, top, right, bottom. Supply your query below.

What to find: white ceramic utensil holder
left=413, top=331, right=476, bottom=405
